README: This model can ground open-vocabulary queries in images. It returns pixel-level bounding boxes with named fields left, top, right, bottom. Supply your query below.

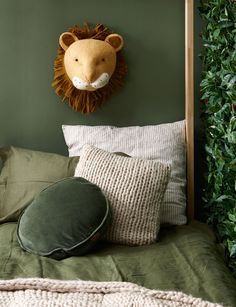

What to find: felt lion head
left=52, top=23, right=128, bottom=113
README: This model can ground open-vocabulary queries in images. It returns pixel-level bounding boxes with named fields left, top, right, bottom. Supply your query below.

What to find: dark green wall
left=0, top=0, right=186, bottom=155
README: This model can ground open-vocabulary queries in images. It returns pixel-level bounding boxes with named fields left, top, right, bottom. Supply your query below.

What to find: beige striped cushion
left=75, top=145, right=170, bottom=246
left=62, top=120, right=187, bottom=225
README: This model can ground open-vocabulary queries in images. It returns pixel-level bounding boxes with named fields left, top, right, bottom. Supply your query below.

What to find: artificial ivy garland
left=200, top=0, right=236, bottom=276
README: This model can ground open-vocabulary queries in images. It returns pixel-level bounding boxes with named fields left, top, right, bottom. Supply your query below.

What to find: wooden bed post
left=185, top=0, right=194, bottom=219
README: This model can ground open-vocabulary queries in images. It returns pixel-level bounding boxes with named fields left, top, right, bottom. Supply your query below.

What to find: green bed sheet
left=0, top=220, right=236, bottom=306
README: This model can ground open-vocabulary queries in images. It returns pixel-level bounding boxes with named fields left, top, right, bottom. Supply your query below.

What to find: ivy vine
left=199, top=0, right=236, bottom=276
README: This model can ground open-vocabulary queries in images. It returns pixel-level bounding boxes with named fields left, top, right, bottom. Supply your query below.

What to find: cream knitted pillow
left=75, top=145, right=170, bottom=246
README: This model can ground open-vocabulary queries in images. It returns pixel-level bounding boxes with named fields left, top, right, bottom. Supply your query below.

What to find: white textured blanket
left=0, top=278, right=223, bottom=307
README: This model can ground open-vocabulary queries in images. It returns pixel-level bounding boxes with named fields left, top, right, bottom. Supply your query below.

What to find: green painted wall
left=0, top=0, right=186, bottom=155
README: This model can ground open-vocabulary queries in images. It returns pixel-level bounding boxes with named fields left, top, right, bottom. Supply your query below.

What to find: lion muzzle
left=72, top=73, right=110, bottom=91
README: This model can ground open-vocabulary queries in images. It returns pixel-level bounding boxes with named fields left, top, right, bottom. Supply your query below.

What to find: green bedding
left=1, top=220, right=236, bottom=306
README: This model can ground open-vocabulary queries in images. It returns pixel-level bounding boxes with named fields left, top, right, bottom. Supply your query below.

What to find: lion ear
left=59, top=32, right=79, bottom=51
left=105, top=34, right=124, bottom=52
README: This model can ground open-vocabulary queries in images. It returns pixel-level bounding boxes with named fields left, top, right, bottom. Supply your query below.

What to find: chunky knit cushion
left=75, top=145, right=170, bottom=246
left=62, top=121, right=186, bottom=226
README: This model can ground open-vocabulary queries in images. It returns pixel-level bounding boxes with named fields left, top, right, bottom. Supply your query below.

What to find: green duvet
left=0, top=220, right=236, bottom=306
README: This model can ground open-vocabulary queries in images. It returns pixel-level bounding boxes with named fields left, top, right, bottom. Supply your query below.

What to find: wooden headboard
left=185, top=0, right=194, bottom=219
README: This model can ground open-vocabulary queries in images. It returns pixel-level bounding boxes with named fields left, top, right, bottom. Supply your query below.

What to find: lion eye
left=101, top=58, right=105, bottom=62
left=75, top=58, right=79, bottom=62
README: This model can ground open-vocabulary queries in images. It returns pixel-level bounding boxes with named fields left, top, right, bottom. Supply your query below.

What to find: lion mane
left=52, top=23, right=128, bottom=114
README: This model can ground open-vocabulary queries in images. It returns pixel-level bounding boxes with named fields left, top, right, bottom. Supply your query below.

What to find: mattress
left=0, top=220, right=235, bottom=306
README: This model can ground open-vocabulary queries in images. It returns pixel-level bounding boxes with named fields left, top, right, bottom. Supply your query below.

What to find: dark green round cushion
left=17, top=177, right=111, bottom=260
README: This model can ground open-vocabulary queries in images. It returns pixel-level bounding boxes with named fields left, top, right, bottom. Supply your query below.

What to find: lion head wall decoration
left=52, top=23, right=128, bottom=113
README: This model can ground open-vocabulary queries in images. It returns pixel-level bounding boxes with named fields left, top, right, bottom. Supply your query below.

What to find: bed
left=0, top=1, right=236, bottom=306
left=0, top=220, right=236, bottom=306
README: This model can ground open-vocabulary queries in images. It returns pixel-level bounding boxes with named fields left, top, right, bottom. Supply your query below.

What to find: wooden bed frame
left=185, top=0, right=194, bottom=219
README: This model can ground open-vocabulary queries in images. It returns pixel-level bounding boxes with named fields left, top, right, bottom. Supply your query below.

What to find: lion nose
left=83, top=66, right=96, bottom=83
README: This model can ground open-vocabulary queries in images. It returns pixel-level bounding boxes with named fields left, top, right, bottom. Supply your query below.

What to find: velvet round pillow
left=17, top=177, right=111, bottom=260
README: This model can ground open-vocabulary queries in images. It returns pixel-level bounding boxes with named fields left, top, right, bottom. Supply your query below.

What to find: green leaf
left=227, top=131, right=236, bottom=143
left=228, top=213, right=236, bottom=223
left=230, top=244, right=236, bottom=258
left=215, top=195, right=234, bottom=202
left=213, top=28, right=221, bottom=38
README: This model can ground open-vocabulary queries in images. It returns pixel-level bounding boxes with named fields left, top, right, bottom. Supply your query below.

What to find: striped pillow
left=75, top=145, right=170, bottom=245
left=62, top=120, right=187, bottom=225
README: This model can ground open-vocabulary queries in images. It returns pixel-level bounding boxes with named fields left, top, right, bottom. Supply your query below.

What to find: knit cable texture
left=0, top=278, right=224, bottom=307
left=75, top=144, right=170, bottom=246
